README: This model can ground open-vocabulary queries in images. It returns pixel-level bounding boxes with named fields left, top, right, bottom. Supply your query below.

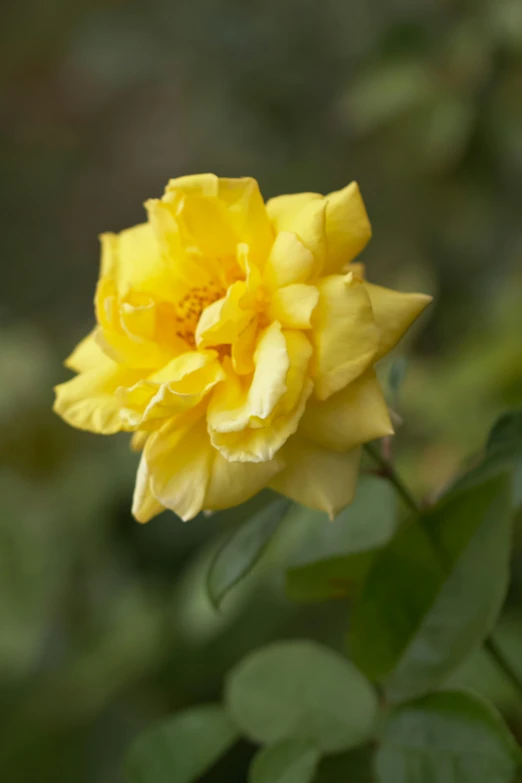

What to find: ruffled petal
left=266, top=194, right=327, bottom=278
left=208, top=322, right=289, bottom=434
left=366, top=283, right=433, bottom=360
left=53, top=358, right=143, bottom=434
left=270, top=436, right=361, bottom=519
left=311, top=272, right=380, bottom=400
left=145, top=416, right=212, bottom=521
left=204, top=451, right=284, bottom=511
left=209, top=331, right=312, bottom=462
left=118, top=351, right=225, bottom=428
left=195, top=281, right=252, bottom=349
left=322, top=182, right=372, bottom=275
left=132, top=452, right=165, bottom=523
left=267, top=283, right=319, bottom=329
left=301, top=369, right=393, bottom=451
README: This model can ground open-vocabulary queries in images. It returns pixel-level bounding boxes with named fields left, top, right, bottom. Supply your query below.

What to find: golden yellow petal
left=311, top=273, right=380, bottom=400
left=267, top=284, right=319, bottom=329
left=266, top=192, right=322, bottom=228
left=366, top=282, right=433, bottom=361
left=322, top=182, right=372, bottom=275
left=132, top=452, right=165, bottom=523
left=209, top=331, right=312, bottom=462
left=130, top=430, right=150, bottom=452
left=195, top=281, right=251, bottom=349
left=270, top=436, right=361, bottom=519
left=204, top=451, right=284, bottom=511
left=301, top=369, right=393, bottom=451
left=53, top=360, right=142, bottom=435
left=208, top=322, right=289, bottom=436
left=64, top=330, right=103, bottom=372
left=146, top=417, right=212, bottom=521
left=263, top=231, right=315, bottom=288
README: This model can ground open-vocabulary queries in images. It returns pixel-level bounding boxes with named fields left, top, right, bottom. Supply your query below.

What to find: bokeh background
left=2, top=0, right=522, bottom=780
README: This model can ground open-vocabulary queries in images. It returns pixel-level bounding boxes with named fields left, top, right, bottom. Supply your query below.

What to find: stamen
left=174, top=282, right=225, bottom=348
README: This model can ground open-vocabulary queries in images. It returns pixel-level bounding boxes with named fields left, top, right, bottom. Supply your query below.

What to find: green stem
left=364, top=442, right=522, bottom=701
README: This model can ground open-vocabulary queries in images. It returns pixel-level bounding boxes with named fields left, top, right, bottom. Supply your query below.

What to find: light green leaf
left=125, top=704, right=239, bottom=783
left=225, top=640, right=377, bottom=754
left=351, top=471, right=512, bottom=702
left=375, top=690, right=522, bottom=783
left=249, top=738, right=320, bottom=783
left=207, top=497, right=290, bottom=609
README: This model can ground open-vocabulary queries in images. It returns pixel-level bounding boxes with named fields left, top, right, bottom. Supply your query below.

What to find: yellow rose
left=54, top=174, right=431, bottom=522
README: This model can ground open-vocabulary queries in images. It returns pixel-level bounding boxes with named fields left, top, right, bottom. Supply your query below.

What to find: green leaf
left=124, top=704, right=239, bottom=783
left=249, top=738, right=320, bottom=783
left=207, top=498, right=290, bottom=609
left=285, top=476, right=396, bottom=604
left=375, top=690, right=522, bottom=783
left=314, top=747, right=373, bottom=783
left=351, top=471, right=512, bottom=702
left=487, top=410, right=522, bottom=456
left=225, top=640, right=377, bottom=754
left=451, top=409, right=522, bottom=509
left=286, top=550, right=375, bottom=604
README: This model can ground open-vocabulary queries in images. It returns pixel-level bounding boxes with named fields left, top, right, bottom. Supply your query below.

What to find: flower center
left=174, top=281, right=225, bottom=348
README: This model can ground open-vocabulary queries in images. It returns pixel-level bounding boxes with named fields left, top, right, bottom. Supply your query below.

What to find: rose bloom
left=54, top=174, right=431, bottom=522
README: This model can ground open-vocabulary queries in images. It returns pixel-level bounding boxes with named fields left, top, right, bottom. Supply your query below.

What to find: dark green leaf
left=351, top=471, right=512, bottom=701
left=487, top=410, right=522, bottom=456
left=125, top=704, right=239, bottom=783
left=207, top=498, right=290, bottom=609
left=286, top=550, right=375, bottom=604
left=451, top=409, right=522, bottom=508
left=314, top=746, right=374, bottom=783
left=285, top=476, right=396, bottom=604
left=375, top=690, right=522, bottom=783
left=225, top=640, right=377, bottom=754
left=249, top=738, right=320, bottom=783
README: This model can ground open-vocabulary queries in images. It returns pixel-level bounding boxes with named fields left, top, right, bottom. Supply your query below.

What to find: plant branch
left=364, top=441, right=522, bottom=702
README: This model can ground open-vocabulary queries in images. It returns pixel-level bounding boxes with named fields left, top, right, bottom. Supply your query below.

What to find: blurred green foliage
left=1, top=0, right=522, bottom=780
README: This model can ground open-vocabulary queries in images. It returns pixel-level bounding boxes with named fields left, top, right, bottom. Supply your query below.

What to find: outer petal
left=270, top=436, right=361, bottom=519
left=267, top=283, right=319, bottom=329
left=301, top=369, right=393, bottom=451
left=132, top=452, right=165, bottom=523
left=266, top=192, right=322, bottom=229
left=65, top=330, right=103, bottom=372
left=366, top=283, right=433, bottom=360
left=266, top=194, right=327, bottom=278
left=100, top=224, right=181, bottom=301
left=145, top=417, right=212, bottom=521
left=53, top=359, right=143, bottom=434
left=204, top=451, right=284, bottom=511
left=217, top=177, right=274, bottom=261
left=322, top=182, right=372, bottom=275
left=311, top=272, right=380, bottom=400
